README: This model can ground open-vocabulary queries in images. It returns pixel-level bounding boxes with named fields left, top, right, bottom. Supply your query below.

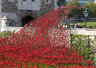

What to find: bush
left=70, top=34, right=95, bottom=64
left=0, top=31, right=15, bottom=38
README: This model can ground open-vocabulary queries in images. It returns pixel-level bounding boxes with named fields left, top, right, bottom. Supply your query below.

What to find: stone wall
left=1, top=27, right=22, bottom=32
left=69, top=28, right=96, bottom=41
left=0, top=0, right=55, bottom=28
left=18, top=10, right=41, bottom=19
left=1, top=13, right=20, bottom=26
left=18, top=0, right=55, bottom=26
left=40, top=0, right=55, bottom=16
left=2, top=0, right=18, bottom=13
left=70, top=28, right=96, bottom=36
left=18, top=0, right=55, bottom=19
left=18, top=0, right=40, bottom=10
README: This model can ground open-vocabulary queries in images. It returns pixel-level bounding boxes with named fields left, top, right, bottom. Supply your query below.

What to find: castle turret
left=1, top=16, right=7, bottom=27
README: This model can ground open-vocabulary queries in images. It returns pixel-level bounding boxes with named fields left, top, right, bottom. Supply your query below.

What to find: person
left=76, top=23, right=80, bottom=28
left=63, top=23, right=66, bottom=28
left=70, top=24, right=74, bottom=28
left=65, top=24, right=67, bottom=28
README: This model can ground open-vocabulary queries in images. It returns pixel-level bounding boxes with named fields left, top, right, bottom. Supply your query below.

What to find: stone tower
left=0, top=0, right=55, bottom=32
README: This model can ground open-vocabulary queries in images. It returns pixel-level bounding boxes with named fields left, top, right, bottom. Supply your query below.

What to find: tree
left=84, top=0, right=96, bottom=17
left=57, top=0, right=66, bottom=7
left=67, top=0, right=80, bottom=6
left=66, top=0, right=83, bottom=18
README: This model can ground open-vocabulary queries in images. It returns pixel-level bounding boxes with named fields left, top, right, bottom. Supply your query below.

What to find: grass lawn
left=78, top=22, right=96, bottom=28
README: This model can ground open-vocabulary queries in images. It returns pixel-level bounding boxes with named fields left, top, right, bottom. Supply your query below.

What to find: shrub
left=0, top=31, right=15, bottom=38
left=70, top=34, right=95, bottom=64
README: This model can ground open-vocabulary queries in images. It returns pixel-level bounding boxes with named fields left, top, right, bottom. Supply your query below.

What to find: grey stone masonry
left=40, top=0, right=55, bottom=16
left=0, top=0, right=56, bottom=32
left=18, top=10, right=41, bottom=19
left=2, top=0, right=18, bottom=13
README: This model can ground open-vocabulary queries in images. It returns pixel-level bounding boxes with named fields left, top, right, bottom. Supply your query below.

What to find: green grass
left=78, top=22, right=96, bottom=28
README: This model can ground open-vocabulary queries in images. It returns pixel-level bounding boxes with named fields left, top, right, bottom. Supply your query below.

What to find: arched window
left=45, top=0, right=51, bottom=4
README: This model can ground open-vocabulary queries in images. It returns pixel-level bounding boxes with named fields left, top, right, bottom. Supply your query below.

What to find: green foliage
left=78, top=22, right=96, bottom=28
left=84, top=0, right=96, bottom=17
left=57, top=0, right=65, bottom=6
left=67, top=0, right=80, bottom=6
left=69, top=7, right=83, bottom=17
left=70, top=34, right=95, bottom=62
left=0, top=31, right=15, bottom=38
left=66, top=0, right=83, bottom=17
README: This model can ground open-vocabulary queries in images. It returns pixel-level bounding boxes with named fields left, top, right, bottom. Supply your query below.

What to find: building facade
left=0, top=0, right=55, bottom=32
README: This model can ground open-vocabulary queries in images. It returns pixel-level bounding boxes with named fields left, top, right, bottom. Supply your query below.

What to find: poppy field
left=0, top=6, right=95, bottom=68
